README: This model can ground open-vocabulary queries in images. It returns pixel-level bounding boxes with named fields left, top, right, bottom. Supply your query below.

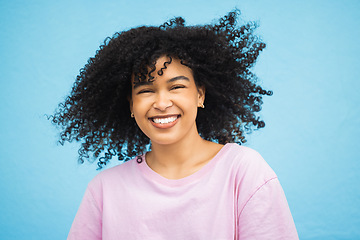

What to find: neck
left=146, top=127, right=223, bottom=179
left=150, top=131, right=205, bottom=168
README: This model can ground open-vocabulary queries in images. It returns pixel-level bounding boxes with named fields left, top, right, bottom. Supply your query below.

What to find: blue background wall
left=1, top=0, right=359, bottom=239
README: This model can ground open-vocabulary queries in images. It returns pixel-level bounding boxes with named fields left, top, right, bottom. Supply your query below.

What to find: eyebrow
left=133, top=75, right=190, bottom=89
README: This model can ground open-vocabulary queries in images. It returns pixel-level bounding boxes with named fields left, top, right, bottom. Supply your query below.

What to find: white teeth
left=152, top=116, right=178, bottom=124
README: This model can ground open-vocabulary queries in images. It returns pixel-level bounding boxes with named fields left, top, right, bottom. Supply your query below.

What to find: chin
left=150, top=139, right=179, bottom=146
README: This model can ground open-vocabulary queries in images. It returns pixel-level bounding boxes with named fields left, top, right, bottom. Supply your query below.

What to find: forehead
left=132, top=56, right=194, bottom=86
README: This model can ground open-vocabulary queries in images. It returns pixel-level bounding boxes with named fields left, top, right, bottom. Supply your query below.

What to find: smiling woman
left=130, top=56, right=205, bottom=148
left=51, top=9, right=298, bottom=240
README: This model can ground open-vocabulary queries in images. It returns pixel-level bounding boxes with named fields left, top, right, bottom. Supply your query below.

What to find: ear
left=127, top=95, right=133, bottom=113
left=197, top=85, right=205, bottom=106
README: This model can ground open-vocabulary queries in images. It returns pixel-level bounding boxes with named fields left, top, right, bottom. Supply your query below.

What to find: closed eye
left=170, top=85, right=185, bottom=90
left=137, top=89, right=154, bottom=94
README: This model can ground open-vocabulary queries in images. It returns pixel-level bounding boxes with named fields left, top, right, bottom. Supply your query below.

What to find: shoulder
left=223, top=143, right=263, bottom=159
left=221, top=143, right=273, bottom=172
left=220, top=143, right=278, bottom=190
left=87, top=158, right=138, bottom=189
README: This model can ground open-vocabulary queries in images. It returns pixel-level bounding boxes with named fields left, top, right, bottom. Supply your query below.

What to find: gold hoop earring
left=131, top=112, right=134, bottom=118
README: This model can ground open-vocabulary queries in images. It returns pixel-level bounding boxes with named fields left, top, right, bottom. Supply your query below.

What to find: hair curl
left=51, top=10, right=272, bottom=169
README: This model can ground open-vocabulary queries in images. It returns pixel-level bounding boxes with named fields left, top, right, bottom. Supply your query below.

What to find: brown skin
left=130, top=56, right=223, bottom=179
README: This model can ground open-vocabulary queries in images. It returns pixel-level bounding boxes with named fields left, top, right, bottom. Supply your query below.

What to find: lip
left=149, top=114, right=180, bottom=129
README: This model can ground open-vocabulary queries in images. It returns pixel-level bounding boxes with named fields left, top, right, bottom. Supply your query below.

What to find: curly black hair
left=51, top=9, right=272, bottom=169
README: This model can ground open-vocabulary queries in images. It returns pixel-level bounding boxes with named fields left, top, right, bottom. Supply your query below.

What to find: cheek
left=132, top=97, right=152, bottom=115
left=133, top=102, right=144, bottom=114
left=178, top=95, right=199, bottom=114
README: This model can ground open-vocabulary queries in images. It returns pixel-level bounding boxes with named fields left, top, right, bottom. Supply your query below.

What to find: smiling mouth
left=150, top=115, right=180, bottom=124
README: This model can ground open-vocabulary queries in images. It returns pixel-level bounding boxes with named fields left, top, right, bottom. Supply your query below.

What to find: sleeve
left=67, top=184, right=103, bottom=240
left=237, top=178, right=299, bottom=240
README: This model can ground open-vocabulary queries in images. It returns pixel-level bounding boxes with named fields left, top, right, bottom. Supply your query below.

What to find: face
left=130, top=56, right=205, bottom=146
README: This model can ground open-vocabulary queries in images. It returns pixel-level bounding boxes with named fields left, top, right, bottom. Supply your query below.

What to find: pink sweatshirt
left=68, top=143, right=298, bottom=239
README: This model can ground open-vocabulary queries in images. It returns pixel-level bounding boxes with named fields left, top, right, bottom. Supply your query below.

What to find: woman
left=52, top=10, right=298, bottom=239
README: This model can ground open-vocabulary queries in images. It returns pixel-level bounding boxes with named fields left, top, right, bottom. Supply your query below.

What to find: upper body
left=52, top=10, right=298, bottom=240
left=68, top=143, right=298, bottom=240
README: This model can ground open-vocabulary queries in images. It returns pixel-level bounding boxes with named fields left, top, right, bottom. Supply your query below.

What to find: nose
left=153, top=92, right=173, bottom=111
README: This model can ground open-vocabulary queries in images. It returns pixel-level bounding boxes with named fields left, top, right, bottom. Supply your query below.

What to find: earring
left=199, top=103, right=205, bottom=108
left=131, top=112, right=134, bottom=118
